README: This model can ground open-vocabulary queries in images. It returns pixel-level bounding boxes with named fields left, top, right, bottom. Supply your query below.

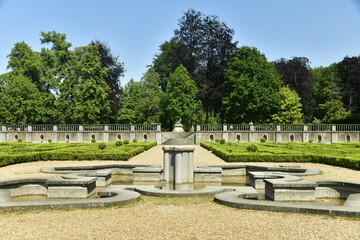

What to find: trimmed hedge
left=0, top=142, right=157, bottom=167
left=201, top=142, right=360, bottom=170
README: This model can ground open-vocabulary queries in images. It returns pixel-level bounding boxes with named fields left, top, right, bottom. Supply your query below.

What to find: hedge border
left=200, top=142, right=360, bottom=170
left=0, top=142, right=157, bottom=167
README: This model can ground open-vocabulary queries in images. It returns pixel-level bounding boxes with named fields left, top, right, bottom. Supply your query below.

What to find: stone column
left=78, top=125, right=84, bottom=142
left=303, top=125, right=309, bottom=143
left=331, top=125, right=337, bottom=143
left=275, top=125, right=281, bottom=143
left=156, top=124, right=162, bottom=144
left=0, top=126, right=6, bottom=142
left=104, top=125, right=109, bottom=142
left=249, top=122, right=254, bottom=142
left=162, top=145, right=195, bottom=185
left=26, top=126, right=32, bottom=142
left=222, top=125, right=228, bottom=142
left=130, top=125, right=135, bottom=142
left=52, top=125, right=58, bottom=143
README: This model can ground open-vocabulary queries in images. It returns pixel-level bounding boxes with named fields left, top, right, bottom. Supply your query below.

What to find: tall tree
left=117, top=71, right=164, bottom=124
left=337, top=56, right=360, bottom=114
left=311, top=64, right=341, bottom=106
left=150, top=40, right=195, bottom=92
left=151, top=9, right=237, bottom=122
left=91, top=40, right=125, bottom=122
left=318, top=98, right=351, bottom=123
left=0, top=74, right=50, bottom=124
left=56, top=45, right=111, bottom=123
left=166, top=65, right=203, bottom=131
left=275, top=57, right=315, bottom=122
left=222, top=46, right=282, bottom=124
left=271, top=86, right=303, bottom=124
left=6, top=42, right=43, bottom=90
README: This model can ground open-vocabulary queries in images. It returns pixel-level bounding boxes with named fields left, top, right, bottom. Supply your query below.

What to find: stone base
left=47, top=186, right=93, bottom=199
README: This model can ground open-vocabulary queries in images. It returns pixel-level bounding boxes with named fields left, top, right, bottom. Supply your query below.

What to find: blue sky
left=1, top=0, right=360, bottom=85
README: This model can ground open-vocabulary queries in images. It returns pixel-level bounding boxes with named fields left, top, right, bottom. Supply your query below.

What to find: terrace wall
left=195, top=124, right=360, bottom=144
left=0, top=124, right=162, bottom=144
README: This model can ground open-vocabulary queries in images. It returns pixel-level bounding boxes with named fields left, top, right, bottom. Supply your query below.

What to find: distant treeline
left=1, top=9, right=359, bottom=131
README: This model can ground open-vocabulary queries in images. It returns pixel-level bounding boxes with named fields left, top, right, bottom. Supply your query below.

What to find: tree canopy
left=222, top=46, right=282, bottom=123
left=1, top=10, right=360, bottom=127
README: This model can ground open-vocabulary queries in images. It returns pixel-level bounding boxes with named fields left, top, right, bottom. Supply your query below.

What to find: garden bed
left=200, top=142, right=360, bottom=170
left=0, top=142, right=157, bottom=167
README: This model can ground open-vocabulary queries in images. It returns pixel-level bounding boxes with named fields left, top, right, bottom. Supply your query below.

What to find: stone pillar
left=130, top=125, right=135, bottom=142
left=303, top=125, right=309, bottom=143
left=222, top=125, right=228, bottom=142
left=156, top=124, right=162, bottom=144
left=162, top=146, right=195, bottom=185
left=52, top=125, right=58, bottom=143
left=26, top=126, right=32, bottom=142
left=104, top=125, right=109, bottom=142
left=331, top=125, right=337, bottom=143
left=275, top=125, right=281, bottom=143
left=249, top=122, right=254, bottom=142
left=0, top=126, right=6, bottom=142
left=78, top=125, right=84, bottom=143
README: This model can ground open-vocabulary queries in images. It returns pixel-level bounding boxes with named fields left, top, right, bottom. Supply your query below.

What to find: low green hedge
left=0, top=142, right=157, bottom=167
left=201, top=142, right=360, bottom=170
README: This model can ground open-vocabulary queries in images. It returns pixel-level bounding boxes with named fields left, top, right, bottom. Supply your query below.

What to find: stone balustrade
left=0, top=124, right=162, bottom=143
left=195, top=124, right=360, bottom=144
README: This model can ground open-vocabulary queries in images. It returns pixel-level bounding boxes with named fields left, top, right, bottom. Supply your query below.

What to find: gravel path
left=0, top=144, right=359, bottom=240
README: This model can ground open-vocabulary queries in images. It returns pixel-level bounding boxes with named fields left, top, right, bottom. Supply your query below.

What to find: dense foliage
left=201, top=142, right=360, bottom=170
left=1, top=9, right=360, bottom=127
left=222, top=46, right=282, bottom=123
left=0, top=142, right=157, bottom=167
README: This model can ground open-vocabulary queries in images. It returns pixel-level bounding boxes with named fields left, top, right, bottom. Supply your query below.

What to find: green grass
left=200, top=142, right=360, bottom=170
left=0, top=142, right=157, bottom=167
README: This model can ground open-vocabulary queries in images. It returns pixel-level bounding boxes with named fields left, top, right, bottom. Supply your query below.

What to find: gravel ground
left=0, top=144, right=359, bottom=240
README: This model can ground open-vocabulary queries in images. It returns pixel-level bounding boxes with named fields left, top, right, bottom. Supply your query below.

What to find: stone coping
left=214, top=188, right=360, bottom=218
left=125, top=185, right=237, bottom=197
left=0, top=187, right=140, bottom=212
left=194, top=167, right=222, bottom=173
left=42, top=164, right=161, bottom=174
left=162, top=145, right=196, bottom=151
left=199, top=164, right=319, bottom=175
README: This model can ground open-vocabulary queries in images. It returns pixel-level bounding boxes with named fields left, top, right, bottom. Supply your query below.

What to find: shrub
left=219, top=139, right=226, bottom=144
left=132, top=138, right=137, bottom=143
left=123, top=140, right=129, bottom=145
left=246, top=144, right=258, bottom=152
left=309, top=139, right=313, bottom=143
left=115, top=141, right=123, bottom=146
left=215, top=139, right=220, bottom=143
left=17, top=138, right=23, bottom=143
left=98, top=143, right=106, bottom=150
left=260, top=138, right=267, bottom=143
left=91, top=138, right=96, bottom=143
left=48, top=139, right=52, bottom=143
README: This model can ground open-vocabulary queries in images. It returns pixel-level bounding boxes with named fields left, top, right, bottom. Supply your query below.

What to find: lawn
left=201, top=142, right=360, bottom=170
left=0, top=141, right=157, bottom=167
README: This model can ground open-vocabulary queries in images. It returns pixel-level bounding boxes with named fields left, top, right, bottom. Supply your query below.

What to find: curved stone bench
left=0, top=187, right=140, bottom=212
left=214, top=188, right=360, bottom=218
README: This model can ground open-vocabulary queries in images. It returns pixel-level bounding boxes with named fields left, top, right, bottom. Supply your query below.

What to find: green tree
left=0, top=74, right=49, bottom=124
left=311, top=64, right=341, bottom=105
left=222, top=46, right=282, bottom=123
left=319, top=98, right=351, bottom=123
left=275, top=57, right=315, bottom=122
left=337, top=56, right=360, bottom=114
left=166, top=65, right=203, bottom=130
left=91, top=40, right=125, bottom=122
left=117, top=71, right=164, bottom=124
left=57, top=45, right=111, bottom=123
left=150, top=9, right=237, bottom=122
left=271, top=86, right=303, bottom=124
